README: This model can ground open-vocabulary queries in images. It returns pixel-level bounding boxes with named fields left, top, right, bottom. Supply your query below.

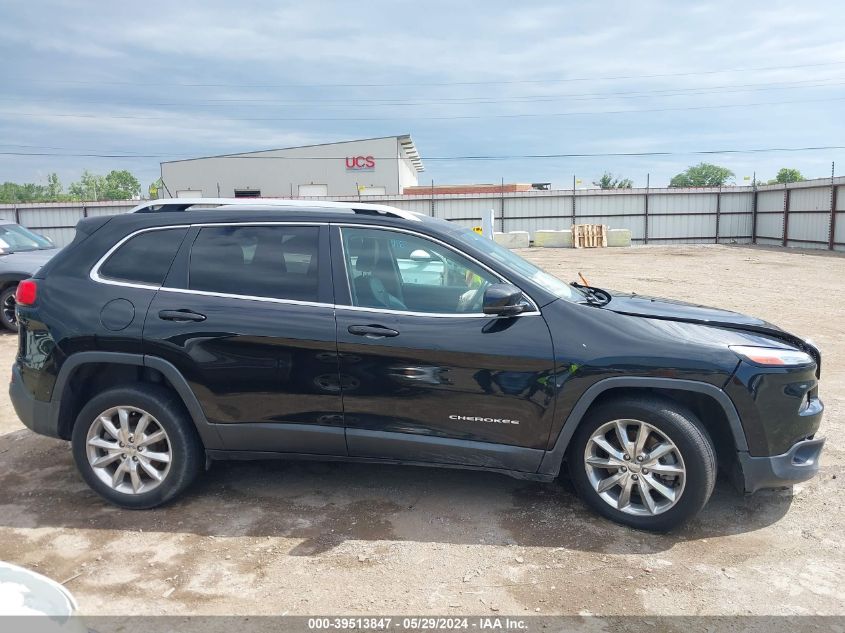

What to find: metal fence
left=0, top=200, right=138, bottom=248
left=2, top=176, right=843, bottom=251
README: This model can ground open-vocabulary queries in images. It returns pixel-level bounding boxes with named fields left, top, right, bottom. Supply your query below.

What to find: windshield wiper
left=571, top=281, right=612, bottom=306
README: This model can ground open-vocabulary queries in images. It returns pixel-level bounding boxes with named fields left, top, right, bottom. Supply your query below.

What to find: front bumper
left=737, top=436, right=825, bottom=493
left=725, top=360, right=824, bottom=456
left=9, top=363, right=58, bottom=438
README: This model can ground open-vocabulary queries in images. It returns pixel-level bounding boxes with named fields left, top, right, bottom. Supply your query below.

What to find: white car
left=0, top=561, right=86, bottom=633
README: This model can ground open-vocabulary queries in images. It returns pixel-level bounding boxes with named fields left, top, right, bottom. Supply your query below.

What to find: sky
left=1, top=0, right=844, bottom=191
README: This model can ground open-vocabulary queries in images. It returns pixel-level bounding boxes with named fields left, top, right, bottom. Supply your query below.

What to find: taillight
left=15, top=279, right=37, bottom=306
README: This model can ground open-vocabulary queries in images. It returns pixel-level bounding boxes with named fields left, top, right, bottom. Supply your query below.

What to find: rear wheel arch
left=539, top=377, right=746, bottom=477
left=53, top=352, right=220, bottom=449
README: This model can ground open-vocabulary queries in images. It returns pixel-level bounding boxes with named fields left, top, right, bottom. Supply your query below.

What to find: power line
left=3, top=94, right=845, bottom=122
left=8, top=60, right=845, bottom=89
left=3, top=77, right=843, bottom=108
left=2, top=145, right=844, bottom=161
left=0, top=142, right=150, bottom=154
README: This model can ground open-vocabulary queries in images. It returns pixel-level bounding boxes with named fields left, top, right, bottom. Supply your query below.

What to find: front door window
left=340, top=227, right=498, bottom=314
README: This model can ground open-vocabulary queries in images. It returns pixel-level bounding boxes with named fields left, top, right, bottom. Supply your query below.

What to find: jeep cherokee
left=9, top=198, right=825, bottom=531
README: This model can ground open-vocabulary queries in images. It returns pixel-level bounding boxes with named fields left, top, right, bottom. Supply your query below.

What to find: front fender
left=536, top=376, right=747, bottom=476
left=0, top=272, right=29, bottom=289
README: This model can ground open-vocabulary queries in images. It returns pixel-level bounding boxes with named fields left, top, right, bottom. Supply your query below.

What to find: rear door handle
left=158, top=309, right=206, bottom=322
left=348, top=324, right=399, bottom=338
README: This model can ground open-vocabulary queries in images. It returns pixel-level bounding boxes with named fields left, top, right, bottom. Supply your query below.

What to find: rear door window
left=187, top=225, right=320, bottom=302
left=98, top=228, right=187, bottom=286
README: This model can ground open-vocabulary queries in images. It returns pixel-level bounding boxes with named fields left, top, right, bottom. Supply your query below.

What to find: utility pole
left=715, top=185, right=722, bottom=244
left=644, top=173, right=650, bottom=244
left=751, top=171, right=758, bottom=244
left=430, top=179, right=435, bottom=218
left=829, top=162, right=837, bottom=250
left=500, top=177, right=505, bottom=232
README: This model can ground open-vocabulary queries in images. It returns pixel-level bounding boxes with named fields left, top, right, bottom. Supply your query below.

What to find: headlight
left=730, top=345, right=814, bottom=367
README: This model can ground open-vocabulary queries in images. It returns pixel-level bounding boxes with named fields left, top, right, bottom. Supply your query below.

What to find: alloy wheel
left=583, top=418, right=686, bottom=516
left=2, top=291, right=16, bottom=327
left=85, top=406, right=172, bottom=495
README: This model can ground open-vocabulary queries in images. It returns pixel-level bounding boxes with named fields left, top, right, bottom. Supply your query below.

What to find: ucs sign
left=345, top=155, right=376, bottom=170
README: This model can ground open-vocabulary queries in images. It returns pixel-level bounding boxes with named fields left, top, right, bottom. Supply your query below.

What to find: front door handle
left=159, top=309, right=206, bottom=322
left=348, top=324, right=399, bottom=338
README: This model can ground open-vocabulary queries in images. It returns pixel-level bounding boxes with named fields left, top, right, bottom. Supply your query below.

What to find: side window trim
left=161, top=226, right=201, bottom=291
left=91, top=221, right=540, bottom=316
left=335, top=223, right=540, bottom=317
left=183, top=223, right=326, bottom=304
left=90, top=225, right=190, bottom=290
left=92, top=223, right=332, bottom=308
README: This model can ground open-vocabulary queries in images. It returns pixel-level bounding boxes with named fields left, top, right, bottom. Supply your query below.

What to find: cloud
left=1, top=0, right=844, bottom=187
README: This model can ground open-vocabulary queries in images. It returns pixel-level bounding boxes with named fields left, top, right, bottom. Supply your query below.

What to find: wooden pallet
left=572, top=223, right=608, bottom=248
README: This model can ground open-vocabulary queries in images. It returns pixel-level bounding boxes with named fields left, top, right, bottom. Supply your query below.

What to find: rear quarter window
left=98, top=228, right=187, bottom=286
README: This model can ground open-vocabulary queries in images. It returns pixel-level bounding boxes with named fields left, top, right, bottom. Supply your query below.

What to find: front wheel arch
left=566, top=394, right=717, bottom=530
left=538, top=377, right=745, bottom=478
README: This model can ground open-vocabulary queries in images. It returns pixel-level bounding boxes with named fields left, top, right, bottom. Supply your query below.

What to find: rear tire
left=1, top=285, right=18, bottom=332
left=71, top=384, right=203, bottom=509
left=568, top=395, right=716, bottom=532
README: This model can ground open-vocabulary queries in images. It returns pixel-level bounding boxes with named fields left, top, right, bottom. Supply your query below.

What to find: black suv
left=9, top=198, right=825, bottom=531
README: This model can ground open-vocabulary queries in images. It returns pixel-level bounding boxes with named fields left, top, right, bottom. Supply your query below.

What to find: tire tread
left=567, top=394, right=717, bottom=532
left=71, top=383, right=203, bottom=509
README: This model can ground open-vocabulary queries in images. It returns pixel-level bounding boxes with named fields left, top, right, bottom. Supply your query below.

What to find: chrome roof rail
left=130, top=198, right=423, bottom=221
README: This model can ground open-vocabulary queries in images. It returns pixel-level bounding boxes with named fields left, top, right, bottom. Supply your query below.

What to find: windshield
left=452, top=227, right=583, bottom=302
left=0, top=224, right=54, bottom=253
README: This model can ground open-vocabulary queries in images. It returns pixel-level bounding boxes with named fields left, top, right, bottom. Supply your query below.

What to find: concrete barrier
left=607, top=229, right=632, bottom=247
left=534, top=229, right=573, bottom=248
left=493, top=231, right=530, bottom=249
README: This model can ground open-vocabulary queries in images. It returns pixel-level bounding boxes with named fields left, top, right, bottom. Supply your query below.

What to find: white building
left=159, top=135, right=424, bottom=199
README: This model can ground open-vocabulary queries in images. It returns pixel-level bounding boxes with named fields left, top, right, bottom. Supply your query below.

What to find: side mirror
left=409, top=249, right=433, bottom=262
left=482, top=283, right=527, bottom=316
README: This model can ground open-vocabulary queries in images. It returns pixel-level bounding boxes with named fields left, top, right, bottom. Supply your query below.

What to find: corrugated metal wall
left=835, top=185, right=845, bottom=252
left=0, top=201, right=137, bottom=247
left=1, top=177, right=843, bottom=251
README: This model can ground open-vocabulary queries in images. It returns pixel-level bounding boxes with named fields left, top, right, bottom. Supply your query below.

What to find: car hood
left=601, top=292, right=819, bottom=365
left=604, top=293, right=769, bottom=327
left=0, top=248, right=58, bottom=275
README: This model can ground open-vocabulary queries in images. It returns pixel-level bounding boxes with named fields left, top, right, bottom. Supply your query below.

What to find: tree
left=148, top=178, right=163, bottom=199
left=593, top=172, right=633, bottom=189
left=0, top=170, right=140, bottom=203
left=102, top=170, right=141, bottom=200
left=768, top=168, right=804, bottom=185
left=67, top=169, right=141, bottom=201
left=68, top=170, right=105, bottom=201
left=46, top=173, right=62, bottom=199
left=669, top=163, right=735, bottom=187
left=0, top=181, right=51, bottom=203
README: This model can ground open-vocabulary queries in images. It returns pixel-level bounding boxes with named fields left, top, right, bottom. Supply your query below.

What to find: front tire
left=71, top=385, right=203, bottom=509
left=568, top=396, right=716, bottom=532
left=1, top=285, right=18, bottom=332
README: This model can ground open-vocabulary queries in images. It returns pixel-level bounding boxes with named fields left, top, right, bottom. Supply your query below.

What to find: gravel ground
left=0, top=244, right=842, bottom=617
